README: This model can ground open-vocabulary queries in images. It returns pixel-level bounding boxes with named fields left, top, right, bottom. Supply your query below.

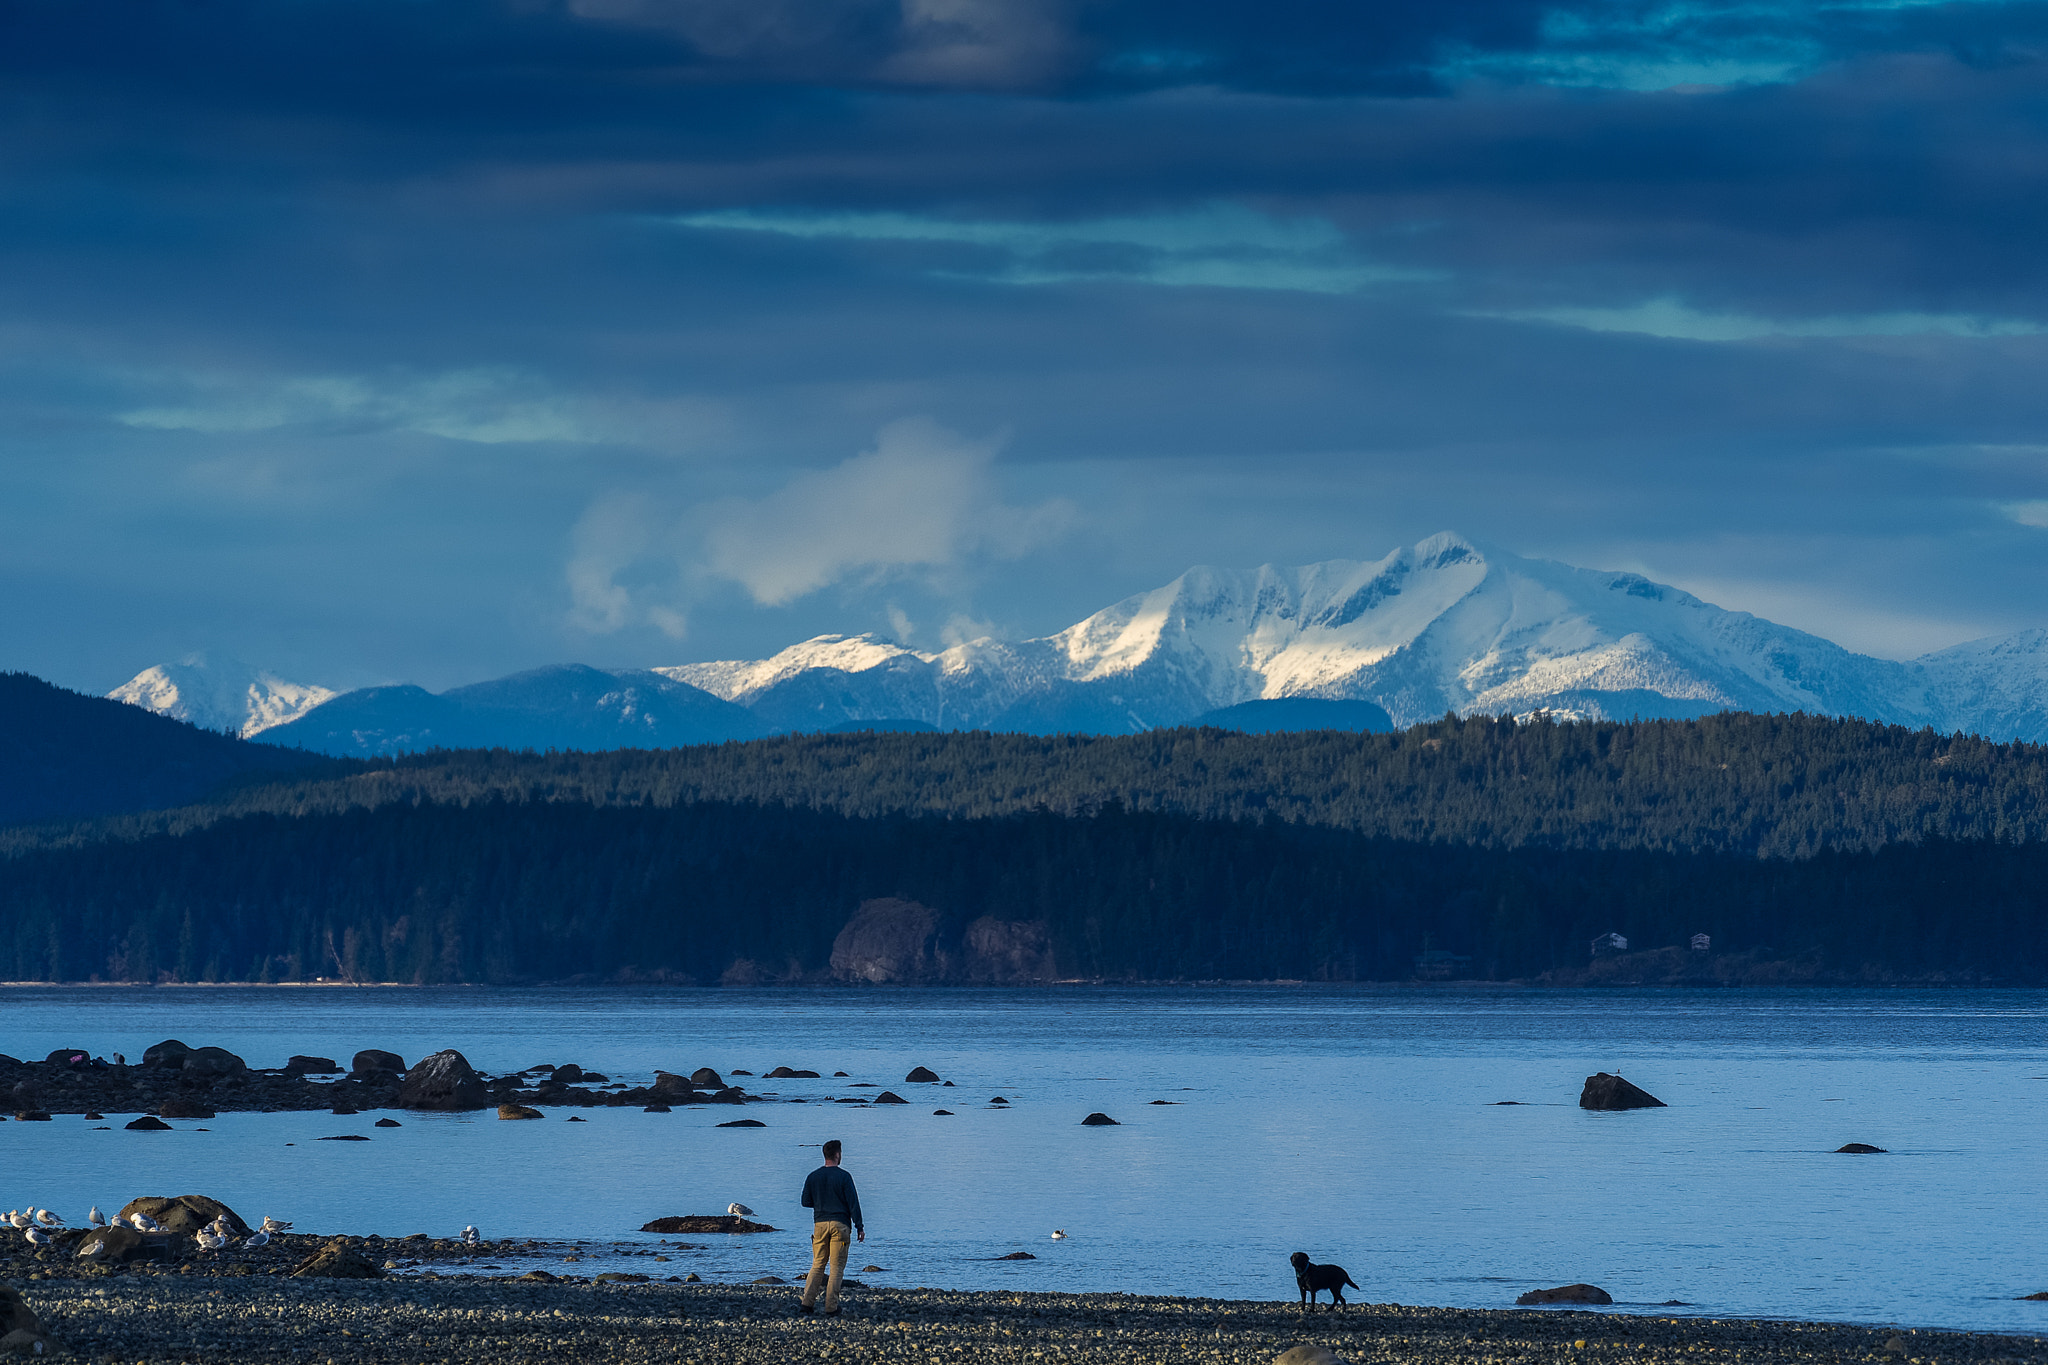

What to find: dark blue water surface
left=1, top=985, right=2043, bottom=1333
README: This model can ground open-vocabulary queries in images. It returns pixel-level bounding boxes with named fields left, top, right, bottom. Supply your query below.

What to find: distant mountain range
left=108, top=533, right=2048, bottom=755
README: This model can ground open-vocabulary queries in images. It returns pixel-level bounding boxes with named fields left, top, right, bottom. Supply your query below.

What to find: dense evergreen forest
left=17, top=709, right=2048, bottom=859
left=1, top=799, right=2043, bottom=986
left=0, top=673, right=317, bottom=827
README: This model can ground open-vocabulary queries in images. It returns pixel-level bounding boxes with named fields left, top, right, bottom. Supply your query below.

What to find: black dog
left=1289, top=1251, right=1360, bottom=1310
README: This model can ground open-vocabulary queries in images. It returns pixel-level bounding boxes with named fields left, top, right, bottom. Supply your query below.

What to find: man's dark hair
left=822, top=1139, right=842, bottom=1161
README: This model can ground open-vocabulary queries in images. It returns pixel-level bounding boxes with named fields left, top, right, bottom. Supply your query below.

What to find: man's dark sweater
left=801, top=1164, right=864, bottom=1231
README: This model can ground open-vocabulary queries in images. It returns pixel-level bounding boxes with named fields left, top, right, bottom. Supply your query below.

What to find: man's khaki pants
left=802, top=1220, right=852, bottom=1311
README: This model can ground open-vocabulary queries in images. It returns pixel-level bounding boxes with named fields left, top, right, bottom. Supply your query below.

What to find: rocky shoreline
left=0, top=1043, right=763, bottom=1117
left=6, top=1272, right=2044, bottom=1364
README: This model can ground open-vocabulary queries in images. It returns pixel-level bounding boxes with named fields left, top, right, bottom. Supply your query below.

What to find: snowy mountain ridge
left=108, top=654, right=336, bottom=738
left=109, top=534, right=2048, bottom=751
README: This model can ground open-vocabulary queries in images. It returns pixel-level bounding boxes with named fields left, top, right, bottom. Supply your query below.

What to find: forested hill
left=2, top=801, right=2043, bottom=985
left=0, top=672, right=319, bottom=828
left=18, top=710, right=2048, bottom=859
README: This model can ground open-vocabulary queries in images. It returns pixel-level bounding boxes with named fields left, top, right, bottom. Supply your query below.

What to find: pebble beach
left=7, top=1269, right=2047, bottom=1364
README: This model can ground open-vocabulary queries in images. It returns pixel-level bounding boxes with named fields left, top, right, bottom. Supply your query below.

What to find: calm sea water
left=1, top=985, right=2043, bottom=1334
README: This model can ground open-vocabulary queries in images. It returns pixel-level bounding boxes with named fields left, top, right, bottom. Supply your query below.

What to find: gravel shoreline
left=9, top=1273, right=2045, bottom=1364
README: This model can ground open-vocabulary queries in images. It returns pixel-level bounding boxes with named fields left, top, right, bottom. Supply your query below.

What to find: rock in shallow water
left=124, top=1115, right=172, bottom=1131
left=1081, top=1112, right=1119, bottom=1126
left=1835, top=1143, right=1887, bottom=1153
left=398, top=1049, right=488, bottom=1111
left=1517, top=1284, right=1614, bottom=1305
left=498, top=1104, right=543, bottom=1120
left=1579, top=1073, right=1666, bottom=1110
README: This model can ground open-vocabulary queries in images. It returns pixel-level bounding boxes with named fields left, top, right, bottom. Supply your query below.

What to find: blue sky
left=6, top=0, right=2048, bottom=691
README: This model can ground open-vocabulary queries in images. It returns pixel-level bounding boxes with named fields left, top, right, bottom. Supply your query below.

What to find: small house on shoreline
left=1590, top=931, right=1628, bottom=956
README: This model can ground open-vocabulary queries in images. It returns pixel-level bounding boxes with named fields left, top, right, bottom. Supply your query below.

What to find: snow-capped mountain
left=661, top=532, right=1968, bottom=735
left=109, top=654, right=336, bottom=738
left=108, top=534, right=2048, bottom=751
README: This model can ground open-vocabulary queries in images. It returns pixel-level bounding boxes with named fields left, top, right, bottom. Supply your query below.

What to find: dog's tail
left=1343, top=1272, right=1361, bottom=1290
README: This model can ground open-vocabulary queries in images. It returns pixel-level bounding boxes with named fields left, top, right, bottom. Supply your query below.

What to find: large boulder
left=180, top=1046, right=246, bottom=1079
left=119, top=1195, right=250, bottom=1236
left=285, top=1055, right=341, bottom=1075
left=351, top=1049, right=406, bottom=1078
left=72, top=1224, right=154, bottom=1263
left=498, top=1103, right=543, bottom=1120
left=142, top=1039, right=192, bottom=1069
left=290, top=1240, right=384, bottom=1279
left=1272, top=1349, right=1347, bottom=1365
left=689, top=1067, right=724, bottom=1089
left=42, top=1048, right=91, bottom=1068
left=0, top=1284, right=53, bottom=1357
left=1579, top=1073, right=1666, bottom=1110
left=396, top=1050, right=488, bottom=1111
left=1517, top=1284, right=1614, bottom=1305
left=905, top=1066, right=941, bottom=1083
left=651, top=1072, right=699, bottom=1100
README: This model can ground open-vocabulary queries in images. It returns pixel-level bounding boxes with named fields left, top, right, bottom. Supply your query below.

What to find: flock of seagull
left=7, top=1206, right=293, bottom=1252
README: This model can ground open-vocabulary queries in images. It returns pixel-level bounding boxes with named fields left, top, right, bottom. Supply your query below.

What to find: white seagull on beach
left=1050, top=1230, right=1067, bottom=1240
left=35, top=1209, right=64, bottom=1228
left=244, top=1230, right=270, bottom=1250
left=462, top=1225, right=480, bottom=1247
left=129, top=1213, right=162, bottom=1232
left=260, top=1216, right=291, bottom=1233
left=24, top=1227, right=51, bottom=1246
left=195, top=1227, right=227, bottom=1253
left=87, top=1207, right=106, bottom=1228
left=727, top=1203, right=753, bottom=1218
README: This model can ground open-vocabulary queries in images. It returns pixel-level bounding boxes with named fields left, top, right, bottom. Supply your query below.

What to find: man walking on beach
left=799, top=1138, right=865, bottom=1315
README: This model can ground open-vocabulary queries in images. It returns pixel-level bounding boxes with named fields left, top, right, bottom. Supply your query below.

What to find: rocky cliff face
left=828, top=899, right=1055, bottom=984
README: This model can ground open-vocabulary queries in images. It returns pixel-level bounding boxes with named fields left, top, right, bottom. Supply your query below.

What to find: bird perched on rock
left=243, top=1230, right=270, bottom=1249
left=34, top=1209, right=63, bottom=1227
left=727, top=1203, right=753, bottom=1218
left=462, top=1225, right=480, bottom=1247
left=1050, top=1230, right=1067, bottom=1240
left=5, top=1211, right=30, bottom=1230
left=87, top=1207, right=106, bottom=1228
left=195, top=1227, right=227, bottom=1252
left=24, top=1227, right=51, bottom=1246
left=128, top=1212, right=162, bottom=1232
left=260, top=1215, right=291, bottom=1233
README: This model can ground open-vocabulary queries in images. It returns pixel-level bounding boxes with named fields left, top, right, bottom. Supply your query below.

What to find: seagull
left=1050, top=1230, right=1067, bottom=1240
left=260, top=1216, right=291, bottom=1233
left=35, top=1209, right=64, bottom=1228
left=195, top=1227, right=227, bottom=1253
left=24, top=1227, right=51, bottom=1246
left=4, top=1211, right=27, bottom=1230
left=129, top=1213, right=162, bottom=1232
left=462, top=1225, right=480, bottom=1247
left=727, top=1203, right=754, bottom=1218
left=87, top=1207, right=106, bottom=1228
left=243, top=1230, right=270, bottom=1250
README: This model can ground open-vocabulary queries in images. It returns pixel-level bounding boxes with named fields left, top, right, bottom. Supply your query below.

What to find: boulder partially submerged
left=397, top=1050, right=488, bottom=1111
left=1579, top=1073, right=1666, bottom=1110
left=638, top=1215, right=777, bottom=1234
left=1517, top=1283, right=1614, bottom=1305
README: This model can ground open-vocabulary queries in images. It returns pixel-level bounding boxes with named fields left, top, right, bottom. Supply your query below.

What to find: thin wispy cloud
left=670, top=205, right=1426, bottom=294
